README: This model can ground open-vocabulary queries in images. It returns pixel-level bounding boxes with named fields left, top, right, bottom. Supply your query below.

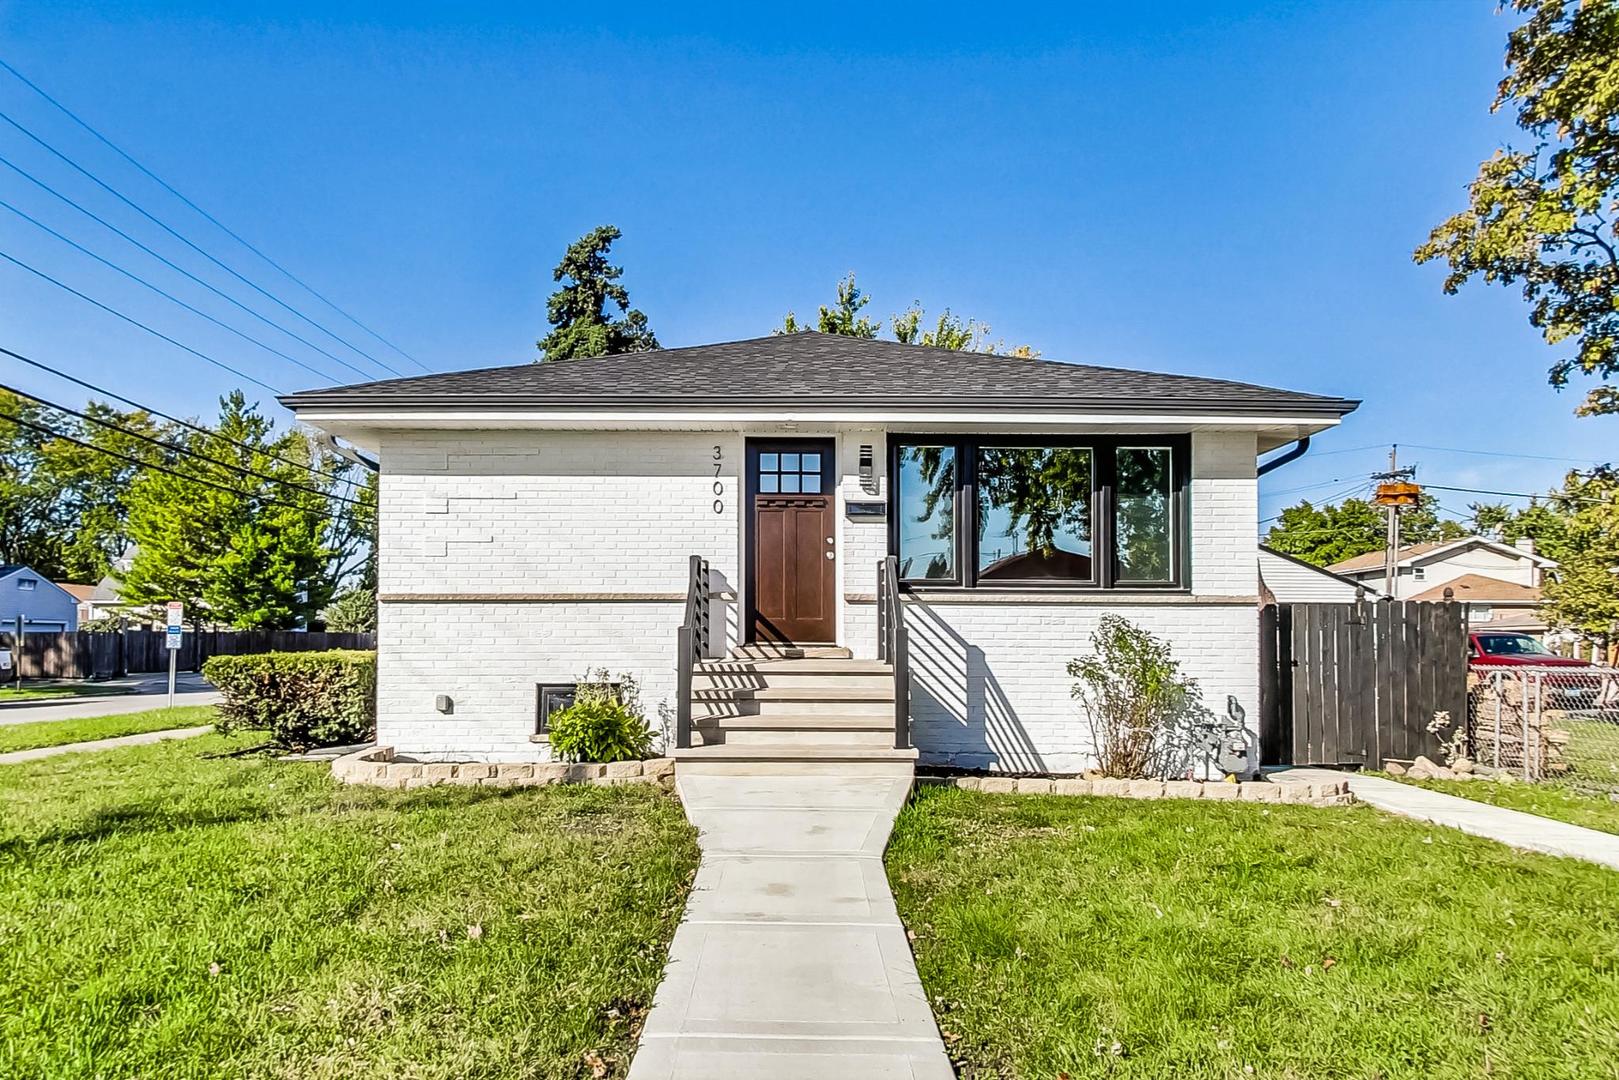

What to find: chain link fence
left=1467, top=665, right=1619, bottom=791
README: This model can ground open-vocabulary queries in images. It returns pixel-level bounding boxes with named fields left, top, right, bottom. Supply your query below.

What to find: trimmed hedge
left=203, top=649, right=376, bottom=750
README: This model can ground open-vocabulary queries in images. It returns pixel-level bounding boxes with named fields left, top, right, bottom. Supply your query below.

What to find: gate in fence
left=1467, top=665, right=1619, bottom=790
left=0, top=629, right=377, bottom=680
left=1260, top=600, right=1469, bottom=769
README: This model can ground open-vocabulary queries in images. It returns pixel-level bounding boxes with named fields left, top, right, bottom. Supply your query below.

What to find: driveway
left=0, top=672, right=220, bottom=727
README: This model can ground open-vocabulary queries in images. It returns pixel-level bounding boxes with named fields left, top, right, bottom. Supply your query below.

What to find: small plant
left=1427, top=710, right=1470, bottom=767
left=1068, top=615, right=1203, bottom=778
left=548, top=669, right=653, bottom=763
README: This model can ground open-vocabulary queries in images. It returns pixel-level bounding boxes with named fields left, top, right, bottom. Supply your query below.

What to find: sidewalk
left=627, top=774, right=952, bottom=1079
left=1277, top=767, right=1619, bottom=871
left=0, top=724, right=216, bottom=765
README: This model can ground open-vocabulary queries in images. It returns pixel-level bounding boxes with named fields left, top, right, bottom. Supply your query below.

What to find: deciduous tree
left=1263, top=495, right=1467, bottom=567
left=1415, top=0, right=1619, bottom=415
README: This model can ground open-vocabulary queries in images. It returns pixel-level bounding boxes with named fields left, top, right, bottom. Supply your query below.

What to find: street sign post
left=165, top=601, right=184, bottom=708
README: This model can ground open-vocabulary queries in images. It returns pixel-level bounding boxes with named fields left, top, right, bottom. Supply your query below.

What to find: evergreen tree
left=536, top=225, right=659, bottom=361
left=118, top=393, right=341, bottom=629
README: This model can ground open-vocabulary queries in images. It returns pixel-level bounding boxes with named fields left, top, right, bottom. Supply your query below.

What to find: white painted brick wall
left=375, top=428, right=1261, bottom=768
left=1190, top=430, right=1259, bottom=596
left=376, top=430, right=745, bottom=759
left=378, top=599, right=682, bottom=762
left=902, top=600, right=1258, bottom=775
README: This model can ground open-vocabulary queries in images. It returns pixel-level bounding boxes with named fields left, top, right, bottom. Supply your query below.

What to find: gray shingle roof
left=279, top=332, right=1358, bottom=417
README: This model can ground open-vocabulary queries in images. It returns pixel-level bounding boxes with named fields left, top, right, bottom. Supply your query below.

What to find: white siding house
left=286, top=333, right=1356, bottom=775
left=1258, top=546, right=1377, bottom=604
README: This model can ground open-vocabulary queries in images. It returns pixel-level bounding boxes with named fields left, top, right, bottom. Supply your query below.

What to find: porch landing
left=625, top=773, right=952, bottom=1079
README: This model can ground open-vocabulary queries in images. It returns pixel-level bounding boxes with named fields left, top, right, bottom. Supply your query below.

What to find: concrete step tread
left=692, top=687, right=896, bottom=702
left=729, top=645, right=853, bottom=659
left=693, top=714, right=894, bottom=730
left=670, top=745, right=919, bottom=761
left=695, top=659, right=892, bottom=674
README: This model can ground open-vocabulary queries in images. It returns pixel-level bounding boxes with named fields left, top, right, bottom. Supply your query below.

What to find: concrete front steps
left=671, top=650, right=917, bottom=777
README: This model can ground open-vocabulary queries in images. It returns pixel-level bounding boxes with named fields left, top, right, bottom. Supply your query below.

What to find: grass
left=1389, top=774, right=1619, bottom=836
left=0, top=732, right=700, bottom=1079
left=0, top=681, right=134, bottom=703
left=887, top=786, right=1619, bottom=1080
left=0, top=704, right=218, bottom=754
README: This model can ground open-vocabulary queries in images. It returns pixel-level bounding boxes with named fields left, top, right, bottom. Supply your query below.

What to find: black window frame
left=887, top=433, right=1190, bottom=592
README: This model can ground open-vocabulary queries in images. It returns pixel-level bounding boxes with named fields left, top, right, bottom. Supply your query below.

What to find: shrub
left=1067, top=615, right=1204, bottom=778
left=548, top=669, right=654, bottom=763
left=203, top=649, right=376, bottom=750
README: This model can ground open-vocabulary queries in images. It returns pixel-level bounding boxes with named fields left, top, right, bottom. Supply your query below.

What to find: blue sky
left=0, top=1, right=1611, bottom=525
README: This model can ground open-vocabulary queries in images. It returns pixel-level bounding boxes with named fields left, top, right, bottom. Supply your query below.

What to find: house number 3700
left=712, top=445, right=724, bottom=514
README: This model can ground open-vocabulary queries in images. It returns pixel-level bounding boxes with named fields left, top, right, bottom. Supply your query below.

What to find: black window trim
left=887, top=433, right=1190, bottom=592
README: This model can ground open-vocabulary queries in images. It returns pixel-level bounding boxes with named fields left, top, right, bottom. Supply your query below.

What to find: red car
left=1469, top=631, right=1608, bottom=710
left=1468, top=632, right=1591, bottom=668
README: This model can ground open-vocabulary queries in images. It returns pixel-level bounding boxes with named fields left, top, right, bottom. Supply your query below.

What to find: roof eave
left=280, top=392, right=1361, bottom=417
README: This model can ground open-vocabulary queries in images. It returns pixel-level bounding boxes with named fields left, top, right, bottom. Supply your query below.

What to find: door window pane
left=759, top=473, right=779, bottom=493
left=896, top=445, right=956, bottom=580
left=781, top=473, right=800, bottom=493
left=802, top=473, right=822, bottom=493
left=975, top=447, right=1093, bottom=581
left=781, top=453, right=800, bottom=471
left=1115, top=447, right=1173, bottom=581
left=760, top=453, right=778, bottom=471
left=801, top=452, right=821, bottom=472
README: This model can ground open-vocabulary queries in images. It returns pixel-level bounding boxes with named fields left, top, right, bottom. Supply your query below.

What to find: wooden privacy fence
left=1260, top=600, right=1468, bottom=769
left=0, top=629, right=377, bottom=681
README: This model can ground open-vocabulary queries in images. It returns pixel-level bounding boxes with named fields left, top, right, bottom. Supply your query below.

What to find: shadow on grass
left=4, top=777, right=665, bottom=856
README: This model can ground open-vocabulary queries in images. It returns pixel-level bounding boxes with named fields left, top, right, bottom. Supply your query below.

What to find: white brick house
left=284, top=333, right=1356, bottom=775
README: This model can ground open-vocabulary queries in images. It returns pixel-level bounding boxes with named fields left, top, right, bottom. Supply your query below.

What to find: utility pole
left=1383, top=446, right=1399, bottom=598
left=1372, top=445, right=1420, bottom=599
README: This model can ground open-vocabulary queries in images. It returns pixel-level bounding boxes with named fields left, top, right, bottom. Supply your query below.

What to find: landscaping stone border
left=331, top=745, right=675, bottom=790
left=920, top=774, right=1355, bottom=807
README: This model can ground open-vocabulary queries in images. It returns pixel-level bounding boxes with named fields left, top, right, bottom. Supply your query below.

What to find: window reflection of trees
left=975, top=447, right=1092, bottom=580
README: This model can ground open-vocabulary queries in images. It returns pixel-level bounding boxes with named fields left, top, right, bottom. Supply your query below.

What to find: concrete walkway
left=628, top=774, right=953, bottom=1079
left=0, top=725, right=216, bottom=765
left=1279, top=767, right=1619, bottom=871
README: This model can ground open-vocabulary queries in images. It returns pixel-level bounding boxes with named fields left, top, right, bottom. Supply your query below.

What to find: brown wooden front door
left=748, top=439, right=837, bottom=643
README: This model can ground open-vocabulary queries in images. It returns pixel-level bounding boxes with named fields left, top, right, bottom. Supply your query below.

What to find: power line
left=0, top=408, right=334, bottom=515
left=0, top=106, right=404, bottom=379
left=0, top=381, right=360, bottom=507
left=0, top=197, right=340, bottom=386
left=1, top=154, right=384, bottom=382
left=0, top=344, right=322, bottom=477
left=1424, top=481, right=1613, bottom=506
left=0, top=56, right=434, bottom=374
left=0, top=249, right=283, bottom=394
left=1402, top=443, right=1607, bottom=467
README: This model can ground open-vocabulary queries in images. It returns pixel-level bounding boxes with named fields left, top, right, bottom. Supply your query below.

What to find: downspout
left=1256, top=436, right=1310, bottom=477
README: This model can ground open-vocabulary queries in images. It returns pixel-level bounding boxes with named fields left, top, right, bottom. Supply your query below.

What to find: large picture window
left=890, top=435, right=1187, bottom=590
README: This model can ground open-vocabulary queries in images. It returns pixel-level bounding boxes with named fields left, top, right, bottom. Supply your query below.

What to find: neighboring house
left=1258, top=545, right=1380, bottom=604
left=283, top=332, right=1356, bottom=772
left=1328, top=536, right=1555, bottom=635
left=57, top=583, right=97, bottom=624
left=0, top=566, right=79, bottom=632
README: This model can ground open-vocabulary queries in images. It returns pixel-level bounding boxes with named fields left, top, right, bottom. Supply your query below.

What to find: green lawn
left=0, top=681, right=134, bottom=703
left=888, top=786, right=1619, bottom=1080
left=1390, top=774, right=1619, bottom=836
left=0, top=732, right=700, bottom=1079
left=0, top=704, right=218, bottom=754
